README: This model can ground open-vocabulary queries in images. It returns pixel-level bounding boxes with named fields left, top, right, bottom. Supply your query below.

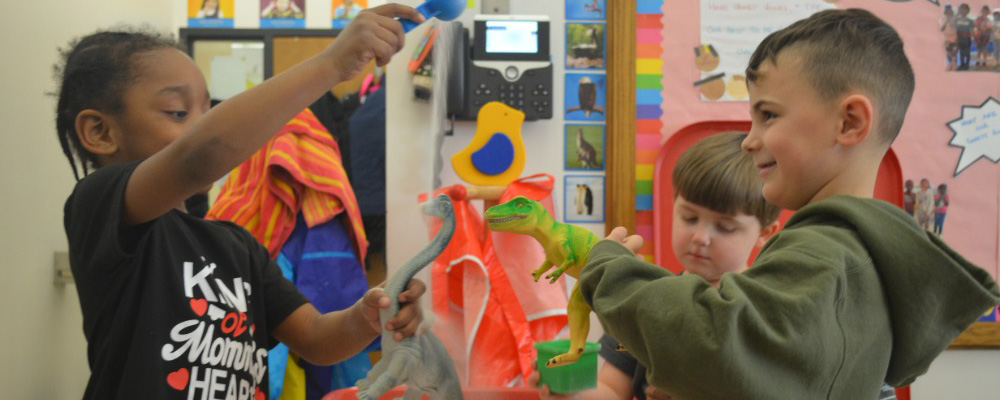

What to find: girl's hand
left=325, top=3, right=424, bottom=81
left=361, top=279, right=426, bottom=341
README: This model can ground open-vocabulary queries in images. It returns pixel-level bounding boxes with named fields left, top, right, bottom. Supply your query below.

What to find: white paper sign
left=948, top=97, right=1000, bottom=176
left=698, top=0, right=834, bottom=102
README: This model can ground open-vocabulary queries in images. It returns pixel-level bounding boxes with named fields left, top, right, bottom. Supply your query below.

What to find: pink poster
left=657, top=0, right=1000, bottom=278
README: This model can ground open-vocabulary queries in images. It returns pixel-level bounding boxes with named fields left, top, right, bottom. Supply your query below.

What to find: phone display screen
left=485, top=21, right=538, bottom=54
left=473, top=18, right=549, bottom=61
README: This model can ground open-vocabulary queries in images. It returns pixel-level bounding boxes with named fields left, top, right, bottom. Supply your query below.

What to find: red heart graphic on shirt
left=190, top=298, right=207, bottom=317
left=254, top=387, right=265, bottom=400
left=167, top=368, right=189, bottom=390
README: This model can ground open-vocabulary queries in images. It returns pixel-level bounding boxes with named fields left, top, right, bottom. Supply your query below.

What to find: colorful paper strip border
left=634, top=0, right=663, bottom=261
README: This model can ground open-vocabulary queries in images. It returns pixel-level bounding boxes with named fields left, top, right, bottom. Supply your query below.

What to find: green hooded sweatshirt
left=580, top=196, right=999, bottom=400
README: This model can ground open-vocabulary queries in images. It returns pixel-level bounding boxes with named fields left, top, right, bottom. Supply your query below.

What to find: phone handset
left=445, top=23, right=469, bottom=118
left=399, top=0, right=466, bottom=33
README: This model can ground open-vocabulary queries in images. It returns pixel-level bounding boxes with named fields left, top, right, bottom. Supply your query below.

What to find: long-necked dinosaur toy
left=356, top=194, right=463, bottom=400
left=485, top=196, right=599, bottom=367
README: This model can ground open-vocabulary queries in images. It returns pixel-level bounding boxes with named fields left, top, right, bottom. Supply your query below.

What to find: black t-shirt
left=598, top=334, right=648, bottom=400
left=64, top=161, right=307, bottom=400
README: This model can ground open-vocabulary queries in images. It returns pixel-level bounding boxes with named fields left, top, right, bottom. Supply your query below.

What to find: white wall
left=912, top=350, right=1000, bottom=399
left=384, top=0, right=608, bottom=343
left=384, top=0, right=606, bottom=283
left=0, top=1, right=172, bottom=397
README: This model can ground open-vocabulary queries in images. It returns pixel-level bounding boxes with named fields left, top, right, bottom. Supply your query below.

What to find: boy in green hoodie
left=580, top=8, right=1000, bottom=400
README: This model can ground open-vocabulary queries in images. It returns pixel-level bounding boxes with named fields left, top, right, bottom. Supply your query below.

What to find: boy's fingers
left=623, top=234, right=644, bottom=252
left=605, top=226, right=629, bottom=243
left=605, top=226, right=643, bottom=253
left=366, top=3, right=425, bottom=22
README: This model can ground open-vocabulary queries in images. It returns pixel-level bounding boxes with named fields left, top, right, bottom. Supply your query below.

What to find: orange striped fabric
left=206, top=108, right=368, bottom=263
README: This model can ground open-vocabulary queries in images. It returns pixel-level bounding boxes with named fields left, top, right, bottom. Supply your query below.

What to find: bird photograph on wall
left=565, top=73, right=606, bottom=121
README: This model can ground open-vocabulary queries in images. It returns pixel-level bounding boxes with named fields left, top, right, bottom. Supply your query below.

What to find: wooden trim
left=179, top=28, right=341, bottom=78
left=605, top=0, right=637, bottom=234
left=949, top=322, right=1000, bottom=349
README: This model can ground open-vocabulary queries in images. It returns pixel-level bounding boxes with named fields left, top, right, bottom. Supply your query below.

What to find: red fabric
left=423, top=177, right=568, bottom=388
left=206, top=108, right=367, bottom=262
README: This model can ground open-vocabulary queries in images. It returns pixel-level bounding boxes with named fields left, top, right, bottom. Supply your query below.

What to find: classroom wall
left=385, top=0, right=606, bottom=272
left=0, top=1, right=350, bottom=396
left=0, top=1, right=172, bottom=397
left=0, top=0, right=359, bottom=396
left=383, top=1, right=1000, bottom=399
left=171, top=0, right=366, bottom=28
left=384, top=0, right=607, bottom=344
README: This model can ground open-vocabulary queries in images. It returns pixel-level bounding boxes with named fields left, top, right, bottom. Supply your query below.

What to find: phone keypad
left=466, top=65, right=553, bottom=120
left=497, top=83, right=526, bottom=108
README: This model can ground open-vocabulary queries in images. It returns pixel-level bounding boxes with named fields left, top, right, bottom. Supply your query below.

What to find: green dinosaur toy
left=485, top=196, right=599, bottom=367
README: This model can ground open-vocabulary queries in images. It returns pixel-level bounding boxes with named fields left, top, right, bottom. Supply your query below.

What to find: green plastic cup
left=534, top=340, right=599, bottom=394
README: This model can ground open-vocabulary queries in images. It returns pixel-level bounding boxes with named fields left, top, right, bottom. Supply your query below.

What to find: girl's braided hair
left=53, top=27, right=180, bottom=180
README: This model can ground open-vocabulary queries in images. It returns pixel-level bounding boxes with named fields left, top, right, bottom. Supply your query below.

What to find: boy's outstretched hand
left=606, top=226, right=644, bottom=255
left=361, top=279, right=426, bottom=341
left=325, top=3, right=425, bottom=82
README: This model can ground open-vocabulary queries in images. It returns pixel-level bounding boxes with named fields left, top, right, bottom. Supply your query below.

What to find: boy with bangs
left=534, top=133, right=782, bottom=400
left=579, top=8, right=1000, bottom=400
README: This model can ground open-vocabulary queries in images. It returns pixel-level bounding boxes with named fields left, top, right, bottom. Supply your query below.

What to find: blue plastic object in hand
left=399, top=0, right=465, bottom=33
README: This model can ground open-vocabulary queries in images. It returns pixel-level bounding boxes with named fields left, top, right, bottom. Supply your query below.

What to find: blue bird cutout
left=451, top=102, right=526, bottom=186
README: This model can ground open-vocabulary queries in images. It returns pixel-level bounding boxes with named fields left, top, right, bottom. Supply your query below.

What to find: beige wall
left=0, top=1, right=172, bottom=397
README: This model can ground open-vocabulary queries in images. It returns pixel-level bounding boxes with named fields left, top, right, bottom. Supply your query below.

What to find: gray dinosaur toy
left=356, top=194, right=464, bottom=400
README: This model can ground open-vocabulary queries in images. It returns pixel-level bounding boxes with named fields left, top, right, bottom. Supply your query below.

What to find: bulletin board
left=179, top=28, right=373, bottom=100
left=606, top=1, right=1000, bottom=347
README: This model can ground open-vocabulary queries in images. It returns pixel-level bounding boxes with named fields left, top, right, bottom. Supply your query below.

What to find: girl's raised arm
left=123, top=4, right=422, bottom=225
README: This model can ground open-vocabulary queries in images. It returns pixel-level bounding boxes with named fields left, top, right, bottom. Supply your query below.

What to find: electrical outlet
left=54, top=251, right=74, bottom=285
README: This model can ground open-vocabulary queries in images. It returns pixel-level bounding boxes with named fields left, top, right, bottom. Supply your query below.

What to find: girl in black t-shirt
left=54, top=5, right=426, bottom=399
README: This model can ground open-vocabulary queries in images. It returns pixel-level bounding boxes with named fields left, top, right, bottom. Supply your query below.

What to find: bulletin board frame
left=949, top=322, right=1000, bottom=349
left=603, top=2, right=1000, bottom=349
left=178, top=28, right=342, bottom=79
left=604, top=0, right=636, bottom=234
